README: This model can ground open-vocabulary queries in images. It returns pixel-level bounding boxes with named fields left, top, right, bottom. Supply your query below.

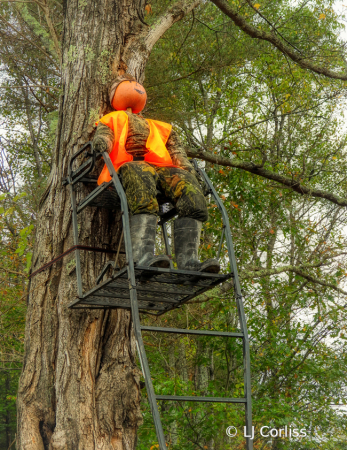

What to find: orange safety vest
left=97, top=111, right=175, bottom=185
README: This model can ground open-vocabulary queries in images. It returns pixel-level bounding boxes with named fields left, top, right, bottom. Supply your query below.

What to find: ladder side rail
left=216, top=226, right=225, bottom=260
left=66, top=142, right=100, bottom=298
left=69, top=183, right=83, bottom=298
left=197, top=166, right=253, bottom=450
left=160, top=222, right=174, bottom=269
left=102, top=153, right=168, bottom=450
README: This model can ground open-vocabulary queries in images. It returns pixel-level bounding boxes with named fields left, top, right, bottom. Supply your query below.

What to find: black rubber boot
left=173, top=217, right=220, bottom=273
left=130, top=214, right=171, bottom=268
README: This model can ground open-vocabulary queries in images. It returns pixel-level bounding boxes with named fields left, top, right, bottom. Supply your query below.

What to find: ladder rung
left=141, top=326, right=243, bottom=338
left=156, top=395, right=246, bottom=403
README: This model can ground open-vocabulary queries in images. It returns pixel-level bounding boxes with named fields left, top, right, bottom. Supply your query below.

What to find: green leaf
left=13, top=192, right=27, bottom=202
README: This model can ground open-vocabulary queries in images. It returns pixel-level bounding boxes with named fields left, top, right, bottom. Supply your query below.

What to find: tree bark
left=16, top=1, right=200, bottom=449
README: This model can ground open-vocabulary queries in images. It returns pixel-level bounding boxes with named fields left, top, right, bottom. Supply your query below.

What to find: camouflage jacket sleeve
left=93, top=122, right=114, bottom=153
left=166, top=128, right=194, bottom=171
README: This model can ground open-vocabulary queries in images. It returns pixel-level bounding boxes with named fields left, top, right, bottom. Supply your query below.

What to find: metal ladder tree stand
left=64, top=142, right=253, bottom=450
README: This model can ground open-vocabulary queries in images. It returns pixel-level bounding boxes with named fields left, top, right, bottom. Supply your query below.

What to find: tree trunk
left=16, top=1, right=200, bottom=449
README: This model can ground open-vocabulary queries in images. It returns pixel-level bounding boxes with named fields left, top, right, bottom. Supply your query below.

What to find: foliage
left=0, top=1, right=60, bottom=444
left=0, top=372, right=18, bottom=449
left=139, top=2, right=347, bottom=449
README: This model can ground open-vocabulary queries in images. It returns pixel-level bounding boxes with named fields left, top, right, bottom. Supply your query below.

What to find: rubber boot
left=173, top=217, right=220, bottom=273
left=130, top=214, right=170, bottom=268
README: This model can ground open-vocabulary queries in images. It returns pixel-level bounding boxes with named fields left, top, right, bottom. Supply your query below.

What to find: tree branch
left=0, top=265, right=25, bottom=276
left=124, top=0, right=201, bottom=79
left=145, top=0, right=201, bottom=50
left=290, top=267, right=347, bottom=296
left=37, top=0, right=62, bottom=61
left=187, top=147, right=347, bottom=207
left=210, top=0, right=347, bottom=81
left=190, top=260, right=347, bottom=304
left=0, top=15, right=59, bottom=69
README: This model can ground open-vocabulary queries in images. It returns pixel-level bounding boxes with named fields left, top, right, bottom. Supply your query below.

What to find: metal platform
left=65, top=142, right=253, bottom=450
left=69, top=266, right=232, bottom=312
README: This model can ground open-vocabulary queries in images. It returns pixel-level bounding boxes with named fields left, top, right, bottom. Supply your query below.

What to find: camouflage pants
left=119, top=162, right=208, bottom=222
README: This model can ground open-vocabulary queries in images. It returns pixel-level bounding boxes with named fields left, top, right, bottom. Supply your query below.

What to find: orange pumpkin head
left=111, top=80, right=147, bottom=114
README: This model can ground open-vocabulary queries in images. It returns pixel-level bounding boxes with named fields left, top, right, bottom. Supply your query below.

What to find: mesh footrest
left=87, top=186, right=120, bottom=210
left=68, top=266, right=232, bottom=312
left=77, top=181, right=120, bottom=213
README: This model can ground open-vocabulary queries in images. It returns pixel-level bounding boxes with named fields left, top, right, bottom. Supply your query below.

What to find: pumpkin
left=111, top=80, right=147, bottom=113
